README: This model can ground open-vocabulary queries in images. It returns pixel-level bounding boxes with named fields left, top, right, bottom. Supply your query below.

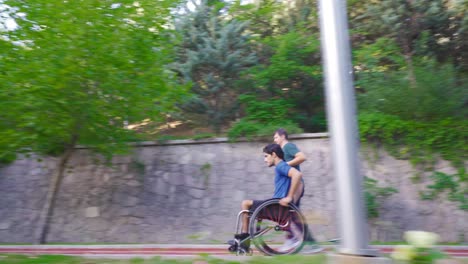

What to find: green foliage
left=192, top=133, right=217, bottom=140
left=228, top=121, right=301, bottom=141
left=353, top=37, right=406, bottom=73
left=0, top=0, right=186, bottom=161
left=358, top=112, right=467, bottom=170
left=420, top=172, right=467, bottom=211
left=359, top=111, right=467, bottom=208
left=0, top=254, right=82, bottom=264
left=356, top=62, right=466, bottom=121
left=392, top=231, right=447, bottom=263
left=228, top=94, right=302, bottom=141
left=364, top=177, right=398, bottom=219
left=245, top=254, right=326, bottom=264
left=172, top=0, right=257, bottom=133
left=353, top=0, right=462, bottom=64
left=228, top=0, right=283, bottom=38
left=256, top=32, right=321, bottom=83
left=410, top=248, right=447, bottom=264
left=245, top=31, right=326, bottom=132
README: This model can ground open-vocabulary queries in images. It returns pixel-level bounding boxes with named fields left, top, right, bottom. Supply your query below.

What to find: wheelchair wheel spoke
left=254, top=226, right=273, bottom=237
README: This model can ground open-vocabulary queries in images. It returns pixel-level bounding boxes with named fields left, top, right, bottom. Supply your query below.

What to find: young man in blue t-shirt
left=232, top=143, right=303, bottom=251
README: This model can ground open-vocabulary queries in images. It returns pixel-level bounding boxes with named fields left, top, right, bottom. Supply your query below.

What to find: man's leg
left=283, top=183, right=305, bottom=241
left=237, top=200, right=265, bottom=250
left=241, top=199, right=253, bottom=233
left=295, top=186, right=323, bottom=254
left=229, top=200, right=264, bottom=250
left=228, top=200, right=252, bottom=252
left=231, top=199, right=253, bottom=251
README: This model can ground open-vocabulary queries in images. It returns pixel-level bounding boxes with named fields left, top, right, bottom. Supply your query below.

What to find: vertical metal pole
left=318, top=0, right=377, bottom=256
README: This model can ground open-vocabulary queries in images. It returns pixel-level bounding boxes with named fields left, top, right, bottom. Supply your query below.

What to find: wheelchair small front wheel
left=249, top=199, right=306, bottom=255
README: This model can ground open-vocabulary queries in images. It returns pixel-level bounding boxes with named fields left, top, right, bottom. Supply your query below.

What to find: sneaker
left=279, top=238, right=301, bottom=252
left=227, top=233, right=250, bottom=253
left=235, top=233, right=251, bottom=250
left=301, top=243, right=324, bottom=254
left=227, top=233, right=250, bottom=244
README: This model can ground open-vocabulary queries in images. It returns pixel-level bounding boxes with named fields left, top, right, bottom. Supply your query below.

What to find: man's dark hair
left=275, top=128, right=289, bottom=140
left=263, top=144, right=284, bottom=160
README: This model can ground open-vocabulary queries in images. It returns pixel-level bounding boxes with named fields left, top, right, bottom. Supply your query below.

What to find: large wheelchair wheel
left=249, top=199, right=306, bottom=255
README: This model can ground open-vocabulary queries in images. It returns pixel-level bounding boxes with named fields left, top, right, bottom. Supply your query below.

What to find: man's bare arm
left=279, top=168, right=302, bottom=206
left=286, top=151, right=307, bottom=167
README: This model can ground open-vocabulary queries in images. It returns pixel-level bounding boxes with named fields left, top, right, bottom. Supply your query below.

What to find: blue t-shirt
left=272, top=161, right=292, bottom=198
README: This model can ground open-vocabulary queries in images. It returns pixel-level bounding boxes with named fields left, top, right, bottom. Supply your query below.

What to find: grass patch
left=0, top=254, right=326, bottom=264
left=1, top=254, right=465, bottom=264
left=370, top=241, right=464, bottom=245
left=247, top=254, right=325, bottom=264
left=0, top=254, right=84, bottom=264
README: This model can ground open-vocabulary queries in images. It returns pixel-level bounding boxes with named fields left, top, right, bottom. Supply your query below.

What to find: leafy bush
left=356, top=62, right=466, bottom=121
left=228, top=120, right=301, bottom=141
left=364, top=177, right=398, bottom=219
left=228, top=94, right=302, bottom=141
left=420, top=171, right=467, bottom=211
left=359, top=112, right=467, bottom=209
left=391, top=231, right=446, bottom=264
left=244, top=31, right=326, bottom=132
left=358, top=112, right=467, bottom=171
left=393, top=246, right=445, bottom=264
left=0, top=151, right=17, bottom=166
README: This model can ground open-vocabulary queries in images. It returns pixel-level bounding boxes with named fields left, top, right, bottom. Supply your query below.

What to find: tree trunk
left=402, top=41, right=417, bottom=88
left=405, top=54, right=416, bottom=87
left=35, top=136, right=78, bottom=244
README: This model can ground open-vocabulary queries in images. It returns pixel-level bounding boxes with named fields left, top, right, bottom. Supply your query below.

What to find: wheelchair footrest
left=228, top=244, right=237, bottom=252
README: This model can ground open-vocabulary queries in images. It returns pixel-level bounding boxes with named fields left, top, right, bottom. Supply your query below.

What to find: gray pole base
left=327, top=253, right=393, bottom=264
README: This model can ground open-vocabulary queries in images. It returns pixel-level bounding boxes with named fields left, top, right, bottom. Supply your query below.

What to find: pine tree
left=172, top=0, right=257, bottom=133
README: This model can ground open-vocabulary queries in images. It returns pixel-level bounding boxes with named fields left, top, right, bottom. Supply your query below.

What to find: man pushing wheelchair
left=227, top=143, right=322, bottom=256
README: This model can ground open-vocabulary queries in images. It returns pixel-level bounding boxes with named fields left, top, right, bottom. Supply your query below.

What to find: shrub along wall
left=0, top=133, right=465, bottom=244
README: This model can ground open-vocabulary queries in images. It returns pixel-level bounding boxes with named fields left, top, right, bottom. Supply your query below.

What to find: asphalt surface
left=0, top=244, right=467, bottom=259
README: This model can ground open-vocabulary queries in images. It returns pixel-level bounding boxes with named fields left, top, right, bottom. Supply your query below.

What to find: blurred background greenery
left=1, top=0, right=466, bottom=162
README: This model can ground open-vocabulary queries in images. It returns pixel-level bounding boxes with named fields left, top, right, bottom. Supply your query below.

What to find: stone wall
left=0, top=134, right=466, bottom=244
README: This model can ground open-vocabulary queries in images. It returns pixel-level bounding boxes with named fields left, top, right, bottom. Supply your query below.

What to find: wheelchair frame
left=229, top=198, right=307, bottom=256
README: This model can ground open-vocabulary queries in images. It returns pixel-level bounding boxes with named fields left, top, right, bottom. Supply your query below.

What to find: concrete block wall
left=0, top=134, right=465, bottom=243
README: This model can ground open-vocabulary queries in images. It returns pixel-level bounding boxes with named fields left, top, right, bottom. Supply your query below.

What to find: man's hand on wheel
left=279, top=196, right=292, bottom=206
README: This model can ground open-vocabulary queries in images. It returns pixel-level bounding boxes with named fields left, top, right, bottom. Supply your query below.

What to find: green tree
left=228, top=1, right=326, bottom=133
left=351, top=0, right=467, bottom=83
left=350, top=1, right=467, bottom=122
left=356, top=61, right=466, bottom=121
left=273, top=0, right=319, bottom=34
left=230, top=0, right=319, bottom=37
left=245, top=30, right=326, bottom=132
left=0, top=0, right=184, bottom=243
left=229, top=0, right=283, bottom=38
left=172, top=0, right=257, bottom=133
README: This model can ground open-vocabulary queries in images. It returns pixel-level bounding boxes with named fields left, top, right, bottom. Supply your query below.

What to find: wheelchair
left=227, top=198, right=307, bottom=256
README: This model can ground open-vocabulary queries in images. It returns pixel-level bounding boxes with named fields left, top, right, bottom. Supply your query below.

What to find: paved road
left=0, top=244, right=467, bottom=259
